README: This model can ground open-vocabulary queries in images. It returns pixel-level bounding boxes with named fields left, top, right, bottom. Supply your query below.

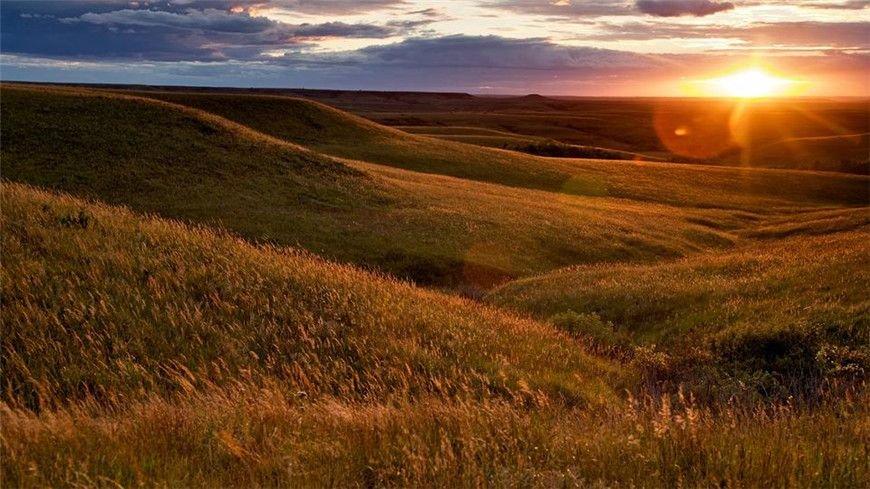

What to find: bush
left=816, top=344, right=868, bottom=379
left=549, top=311, right=628, bottom=351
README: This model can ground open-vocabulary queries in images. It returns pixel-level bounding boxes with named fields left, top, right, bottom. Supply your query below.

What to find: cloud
left=260, top=35, right=668, bottom=93
left=292, top=22, right=395, bottom=38
left=308, top=35, right=657, bottom=70
left=2, top=2, right=413, bottom=62
left=483, top=0, right=633, bottom=17
left=585, top=20, right=870, bottom=49
left=744, top=21, right=870, bottom=49
left=802, top=1, right=869, bottom=9
left=207, top=0, right=406, bottom=14
left=64, top=8, right=276, bottom=33
left=635, top=0, right=734, bottom=17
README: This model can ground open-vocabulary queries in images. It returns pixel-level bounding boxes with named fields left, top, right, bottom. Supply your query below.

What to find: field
left=2, top=83, right=869, bottom=487
left=82, top=84, right=870, bottom=174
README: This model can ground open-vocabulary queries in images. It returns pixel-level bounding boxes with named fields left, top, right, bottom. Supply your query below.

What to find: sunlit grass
left=3, top=183, right=867, bottom=487
left=1, top=83, right=867, bottom=486
left=4, top=382, right=866, bottom=487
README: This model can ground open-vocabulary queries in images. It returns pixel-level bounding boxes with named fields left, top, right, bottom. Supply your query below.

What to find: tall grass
left=2, top=84, right=868, bottom=486
left=489, top=214, right=870, bottom=400
left=4, top=384, right=866, bottom=487
left=1, top=183, right=618, bottom=411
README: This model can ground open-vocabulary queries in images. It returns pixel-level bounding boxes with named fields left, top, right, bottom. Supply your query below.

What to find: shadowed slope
left=124, top=90, right=573, bottom=194
left=2, top=85, right=744, bottom=291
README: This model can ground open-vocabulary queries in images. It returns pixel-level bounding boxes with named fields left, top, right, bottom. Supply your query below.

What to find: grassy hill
left=489, top=209, right=869, bottom=398
left=3, top=84, right=758, bottom=293
left=489, top=209, right=869, bottom=340
left=1, top=182, right=616, bottom=409
left=120, top=90, right=575, bottom=194
left=3, top=183, right=867, bottom=487
left=2, top=83, right=868, bottom=486
left=125, top=89, right=869, bottom=211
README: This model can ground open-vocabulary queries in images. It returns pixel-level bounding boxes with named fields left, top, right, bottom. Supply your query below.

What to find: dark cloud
left=170, top=0, right=406, bottom=15
left=483, top=0, right=633, bottom=17
left=796, top=1, right=869, bottom=9
left=292, top=22, right=395, bottom=38
left=636, top=0, right=734, bottom=17
left=309, top=35, right=656, bottom=71
left=585, top=20, right=870, bottom=49
left=1, top=1, right=410, bottom=62
left=63, top=8, right=276, bottom=33
left=408, top=8, right=442, bottom=17
left=258, top=35, right=666, bottom=92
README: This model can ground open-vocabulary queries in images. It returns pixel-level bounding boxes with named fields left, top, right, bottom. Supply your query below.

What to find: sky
left=1, top=0, right=868, bottom=96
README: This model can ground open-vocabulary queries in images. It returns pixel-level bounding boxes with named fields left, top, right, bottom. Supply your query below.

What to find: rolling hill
left=2, top=83, right=868, bottom=487
left=122, top=89, right=869, bottom=211
left=2, top=182, right=616, bottom=409
left=3, top=182, right=867, bottom=488
left=488, top=209, right=869, bottom=398
left=1, top=84, right=754, bottom=293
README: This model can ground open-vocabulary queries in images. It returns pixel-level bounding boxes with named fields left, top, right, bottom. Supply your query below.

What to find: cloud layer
left=1, top=0, right=867, bottom=95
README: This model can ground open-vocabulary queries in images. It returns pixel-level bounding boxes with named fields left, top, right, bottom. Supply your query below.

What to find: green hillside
left=2, top=85, right=744, bottom=291
left=123, top=90, right=574, bottom=193
left=489, top=210, right=869, bottom=342
left=2, top=182, right=615, bottom=409
left=128, top=90, right=869, bottom=211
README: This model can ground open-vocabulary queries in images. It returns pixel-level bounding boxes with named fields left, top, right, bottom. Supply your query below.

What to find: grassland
left=489, top=209, right=869, bottom=399
left=3, top=85, right=752, bottom=292
left=490, top=210, right=869, bottom=343
left=2, top=83, right=868, bottom=487
left=59, top=84, right=870, bottom=173
left=120, top=89, right=869, bottom=210
left=119, top=90, right=575, bottom=194
left=3, top=183, right=867, bottom=488
left=300, top=91, right=870, bottom=174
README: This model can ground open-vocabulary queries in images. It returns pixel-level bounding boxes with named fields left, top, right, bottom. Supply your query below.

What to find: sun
left=703, top=68, right=795, bottom=98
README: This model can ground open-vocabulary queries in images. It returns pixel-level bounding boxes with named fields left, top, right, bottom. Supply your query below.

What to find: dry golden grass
left=3, top=181, right=867, bottom=488
left=2, top=83, right=868, bottom=487
left=2, top=182, right=617, bottom=410
left=4, top=381, right=867, bottom=487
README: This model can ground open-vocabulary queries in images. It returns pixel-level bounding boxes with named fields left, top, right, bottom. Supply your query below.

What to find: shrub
left=816, top=344, right=868, bottom=379
left=549, top=311, right=629, bottom=351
